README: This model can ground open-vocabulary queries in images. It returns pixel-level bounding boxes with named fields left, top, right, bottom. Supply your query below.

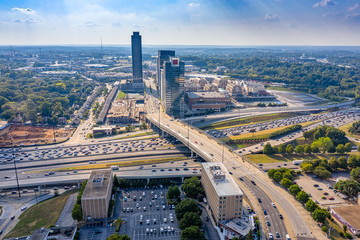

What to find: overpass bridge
left=145, top=96, right=315, bottom=239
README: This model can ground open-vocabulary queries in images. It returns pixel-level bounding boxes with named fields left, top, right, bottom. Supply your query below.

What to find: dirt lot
left=0, top=124, right=75, bottom=147
left=296, top=175, right=346, bottom=206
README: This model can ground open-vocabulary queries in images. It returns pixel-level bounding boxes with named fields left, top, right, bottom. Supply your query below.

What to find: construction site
left=0, top=124, right=75, bottom=147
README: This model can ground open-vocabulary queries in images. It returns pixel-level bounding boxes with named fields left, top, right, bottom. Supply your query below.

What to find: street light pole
left=222, top=144, right=224, bottom=163
left=10, top=137, right=21, bottom=198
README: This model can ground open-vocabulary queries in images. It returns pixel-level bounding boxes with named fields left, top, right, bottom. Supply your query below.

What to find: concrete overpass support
left=147, top=178, right=150, bottom=184
left=181, top=176, right=184, bottom=183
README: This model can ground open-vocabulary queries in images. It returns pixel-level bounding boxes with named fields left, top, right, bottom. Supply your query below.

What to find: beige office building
left=81, top=170, right=113, bottom=220
left=201, top=162, right=243, bottom=224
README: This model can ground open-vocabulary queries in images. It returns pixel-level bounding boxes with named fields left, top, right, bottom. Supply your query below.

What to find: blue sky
left=0, top=0, right=359, bottom=45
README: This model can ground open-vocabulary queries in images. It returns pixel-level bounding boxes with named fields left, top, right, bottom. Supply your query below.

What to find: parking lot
left=118, top=187, right=181, bottom=240
left=296, top=175, right=346, bottom=206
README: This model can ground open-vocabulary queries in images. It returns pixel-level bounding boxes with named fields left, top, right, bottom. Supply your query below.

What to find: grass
left=116, top=90, right=126, bottom=100
left=50, top=157, right=188, bottom=171
left=326, top=219, right=347, bottom=240
left=246, top=153, right=325, bottom=163
left=202, top=112, right=300, bottom=130
left=339, top=122, right=360, bottom=139
left=221, top=121, right=318, bottom=142
left=115, top=131, right=157, bottom=139
left=6, top=190, right=77, bottom=238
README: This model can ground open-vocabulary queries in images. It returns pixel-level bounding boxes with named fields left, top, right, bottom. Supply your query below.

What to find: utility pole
left=222, top=144, right=225, bottom=163
left=10, top=137, right=21, bottom=198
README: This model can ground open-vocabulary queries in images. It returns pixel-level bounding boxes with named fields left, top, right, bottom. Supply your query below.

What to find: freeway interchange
left=145, top=92, right=359, bottom=240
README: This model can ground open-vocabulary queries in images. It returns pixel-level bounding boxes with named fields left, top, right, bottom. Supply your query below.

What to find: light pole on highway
left=222, top=144, right=224, bottom=163
left=10, top=136, right=21, bottom=198
left=158, top=103, right=161, bottom=135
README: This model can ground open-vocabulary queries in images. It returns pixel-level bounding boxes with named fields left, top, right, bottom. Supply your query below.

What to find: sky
left=0, top=0, right=360, bottom=46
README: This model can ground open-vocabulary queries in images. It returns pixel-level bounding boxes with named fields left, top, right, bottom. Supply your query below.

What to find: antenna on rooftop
left=100, top=37, right=103, bottom=56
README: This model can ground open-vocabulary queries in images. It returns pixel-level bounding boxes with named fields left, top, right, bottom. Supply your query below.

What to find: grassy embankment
left=116, top=90, right=126, bottom=100
left=115, top=131, right=157, bottom=139
left=50, top=157, right=188, bottom=171
left=202, top=112, right=300, bottom=131
left=6, top=190, right=78, bottom=238
left=339, top=122, right=360, bottom=140
left=222, top=121, right=318, bottom=149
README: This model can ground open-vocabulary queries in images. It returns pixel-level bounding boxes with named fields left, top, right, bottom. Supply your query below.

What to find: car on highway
left=279, top=214, right=283, bottom=219
left=258, top=198, right=262, bottom=203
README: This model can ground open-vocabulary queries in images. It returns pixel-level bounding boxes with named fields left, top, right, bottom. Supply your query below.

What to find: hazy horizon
left=1, top=0, right=360, bottom=46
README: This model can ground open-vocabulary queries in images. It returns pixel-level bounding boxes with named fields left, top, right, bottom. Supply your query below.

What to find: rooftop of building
left=187, top=91, right=227, bottom=99
left=202, top=162, right=243, bottom=197
left=331, top=205, right=360, bottom=230
left=220, top=216, right=254, bottom=237
left=82, top=169, right=113, bottom=200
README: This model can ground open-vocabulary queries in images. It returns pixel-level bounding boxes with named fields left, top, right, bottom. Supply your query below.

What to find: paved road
left=242, top=177, right=287, bottom=239
left=145, top=94, right=315, bottom=239
left=55, top=193, right=78, bottom=227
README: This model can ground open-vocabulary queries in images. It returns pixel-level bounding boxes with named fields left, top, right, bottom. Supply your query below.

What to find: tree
left=289, top=184, right=301, bottom=196
left=286, top=144, right=294, bottom=154
left=336, top=144, right=346, bottom=154
left=175, top=199, right=202, bottom=220
left=181, top=226, right=205, bottom=240
left=350, top=167, right=360, bottom=182
left=358, top=145, right=360, bottom=153
left=273, top=172, right=283, bottom=182
left=279, top=144, right=286, bottom=154
left=338, top=156, right=348, bottom=170
left=304, top=144, right=312, bottom=154
left=296, top=191, right=310, bottom=204
left=167, top=185, right=181, bottom=200
left=305, top=199, right=319, bottom=212
left=179, top=212, right=203, bottom=230
left=329, top=157, right=338, bottom=171
left=272, top=145, right=279, bottom=154
left=267, top=169, right=276, bottom=179
left=263, top=143, right=273, bottom=155
left=106, top=234, right=131, bottom=240
left=311, top=145, right=320, bottom=153
left=313, top=166, right=331, bottom=179
left=348, top=155, right=359, bottom=169
left=113, top=174, right=119, bottom=188
left=245, top=230, right=254, bottom=240
left=312, top=208, right=328, bottom=223
left=181, top=177, right=204, bottom=199
left=312, top=137, right=334, bottom=154
left=334, top=180, right=360, bottom=197
left=343, top=225, right=348, bottom=233
left=301, top=162, right=313, bottom=172
left=281, top=178, right=293, bottom=189
left=295, top=145, right=304, bottom=155
left=283, top=172, right=293, bottom=180
left=322, top=226, right=328, bottom=233
left=72, top=203, right=82, bottom=221
left=345, top=143, right=352, bottom=153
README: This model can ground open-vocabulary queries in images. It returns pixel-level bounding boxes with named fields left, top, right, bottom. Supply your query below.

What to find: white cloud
left=264, top=12, right=279, bottom=22
left=79, top=21, right=100, bottom=28
left=13, top=18, right=39, bottom=24
left=11, top=7, right=35, bottom=14
left=348, top=3, right=359, bottom=12
left=313, top=0, right=336, bottom=8
left=188, top=3, right=200, bottom=8
left=112, top=22, right=122, bottom=27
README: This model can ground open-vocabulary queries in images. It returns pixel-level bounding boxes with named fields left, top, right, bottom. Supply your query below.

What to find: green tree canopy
left=175, top=199, right=202, bottom=220
left=313, top=166, right=331, bottom=179
left=312, top=209, right=329, bottom=223
left=350, top=167, right=360, bottom=182
left=334, top=180, right=360, bottom=197
left=179, top=212, right=203, bottom=230
left=289, top=184, right=301, bottom=196
left=286, top=144, right=294, bottom=154
left=181, top=226, right=205, bottom=240
left=263, top=143, right=273, bottom=155
left=296, top=190, right=310, bottom=204
left=281, top=178, right=293, bottom=189
left=295, top=145, right=304, bottom=155
left=181, top=177, right=204, bottom=199
left=305, top=199, right=319, bottom=212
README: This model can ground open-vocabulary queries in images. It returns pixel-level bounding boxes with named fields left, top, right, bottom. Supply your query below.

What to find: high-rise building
left=131, top=32, right=143, bottom=84
left=160, top=56, right=185, bottom=118
left=157, top=50, right=175, bottom=90
left=201, top=162, right=243, bottom=224
left=81, top=170, right=113, bottom=220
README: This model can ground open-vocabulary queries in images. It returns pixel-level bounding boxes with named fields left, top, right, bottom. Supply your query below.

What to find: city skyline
left=0, top=0, right=359, bottom=46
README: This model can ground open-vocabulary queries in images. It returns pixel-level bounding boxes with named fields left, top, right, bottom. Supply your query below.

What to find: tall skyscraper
left=157, top=50, right=175, bottom=90
left=160, top=55, right=185, bottom=118
left=131, top=32, right=143, bottom=84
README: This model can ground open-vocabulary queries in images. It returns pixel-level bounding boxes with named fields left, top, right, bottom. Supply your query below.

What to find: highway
left=145, top=93, right=316, bottom=239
